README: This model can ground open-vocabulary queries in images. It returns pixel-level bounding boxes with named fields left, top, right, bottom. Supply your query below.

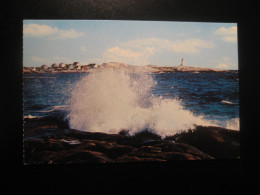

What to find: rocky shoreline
left=23, top=116, right=240, bottom=164
left=23, top=63, right=235, bottom=74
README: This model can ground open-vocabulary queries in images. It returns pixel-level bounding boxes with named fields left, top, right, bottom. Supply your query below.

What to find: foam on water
left=221, top=100, right=233, bottom=104
left=37, top=105, right=69, bottom=113
left=68, top=69, right=239, bottom=137
left=24, top=115, right=42, bottom=119
left=224, top=117, right=240, bottom=130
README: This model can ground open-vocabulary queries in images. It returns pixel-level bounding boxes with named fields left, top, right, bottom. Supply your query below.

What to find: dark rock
left=23, top=117, right=239, bottom=164
left=116, top=156, right=142, bottom=163
left=170, top=126, right=240, bottom=159
left=135, top=139, right=164, bottom=147
left=133, top=129, right=162, bottom=140
left=139, top=158, right=167, bottom=162
left=84, top=140, right=134, bottom=159
left=154, top=142, right=214, bottom=160
left=161, top=152, right=202, bottom=161
left=24, top=116, right=69, bottom=132
left=138, top=146, right=162, bottom=153
left=104, top=145, right=134, bottom=159
left=118, top=129, right=130, bottom=136
left=56, top=150, right=114, bottom=163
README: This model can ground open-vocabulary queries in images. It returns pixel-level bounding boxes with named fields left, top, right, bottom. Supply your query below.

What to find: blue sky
left=23, top=20, right=238, bottom=69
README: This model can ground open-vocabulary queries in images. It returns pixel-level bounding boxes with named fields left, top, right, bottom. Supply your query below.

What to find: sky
left=23, top=20, right=238, bottom=69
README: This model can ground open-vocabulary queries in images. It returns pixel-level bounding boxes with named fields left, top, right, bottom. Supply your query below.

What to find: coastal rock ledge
left=23, top=117, right=240, bottom=164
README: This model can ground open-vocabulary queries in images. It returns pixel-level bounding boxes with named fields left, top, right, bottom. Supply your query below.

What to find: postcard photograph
left=23, top=20, right=239, bottom=164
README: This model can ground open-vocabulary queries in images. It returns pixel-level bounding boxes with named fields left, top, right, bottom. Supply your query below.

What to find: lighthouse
left=180, top=57, right=184, bottom=66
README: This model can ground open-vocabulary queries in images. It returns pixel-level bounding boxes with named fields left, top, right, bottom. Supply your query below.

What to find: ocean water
left=23, top=69, right=239, bottom=136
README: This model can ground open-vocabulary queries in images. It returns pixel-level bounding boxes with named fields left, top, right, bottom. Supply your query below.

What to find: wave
left=37, top=105, right=69, bottom=113
left=67, top=69, right=239, bottom=137
left=59, top=139, right=82, bottom=145
left=24, top=115, right=42, bottom=119
left=221, top=100, right=233, bottom=104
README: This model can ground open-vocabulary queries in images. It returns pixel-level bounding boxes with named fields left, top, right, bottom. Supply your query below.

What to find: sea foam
left=67, top=69, right=238, bottom=137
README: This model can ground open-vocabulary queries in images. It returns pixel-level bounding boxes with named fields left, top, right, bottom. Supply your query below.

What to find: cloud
left=122, top=38, right=213, bottom=54
left=215, top=26, right=237, bottom=43
left=222, top=36, right=237, bottom=43
left=216, top=57, right=238, bottom=69
left=24, top=23, right=58, bottom=37
left=216, top=62, right=237, bottom=69
left=216, top=63, right=229, bottom=69
left=103, top=46, right=152, bottom=65
left=57, top=29, right=83, bottom=39
left=31, top=56, right=74, bottom=65
left=31, top=56, right=50, bottom=64
left=80, top=46, right=87, bottom=52
left=102, top=38, right=213, bottom=65
left=87, top=58, right=104, bottom=64
left=23, top=23, right=83, bottom=39
left=170, top=39, right=213, bottom=53
left=107, top=47, right=142, bottom=58
left=215, top=26, right=237, bottom=35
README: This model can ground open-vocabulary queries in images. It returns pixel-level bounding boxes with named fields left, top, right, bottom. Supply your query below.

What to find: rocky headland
left=23, top=116, right=240, bottom=164
left=23, top=62, right=234, bottom=74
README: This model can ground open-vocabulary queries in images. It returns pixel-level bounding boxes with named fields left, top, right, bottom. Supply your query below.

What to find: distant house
left=41, top=64, right=48, bottom=70
left=87, top=63, right=96, bottom=68
left=81, top=65, right=88, bottom=71
left=73, top=62, right=80, bottom=69
left=47, top=67, right=53, bottom=72
left=65, top=64, right=71, bottom=70
left=59, top=63, right=66, bottom=68
left=67, top=64, right=75, bottom=70
left=51, top=63, right=58, bottom=68
left=73, top=62, right=81, bottom=67
left=55, top=67, right=63, bottom=71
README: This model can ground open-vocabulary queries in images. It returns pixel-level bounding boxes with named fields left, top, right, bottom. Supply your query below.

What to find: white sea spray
left=67, top=69, right=238, bottom=137
left=225, top=117, right=240, bottom=130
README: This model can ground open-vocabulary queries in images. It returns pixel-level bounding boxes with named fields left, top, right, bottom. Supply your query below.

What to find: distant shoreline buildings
left=26, top=58, right=185, bottom=71
left=25, top=62, right=97, bottom=73
left=23, top=58, right=237, bottom=73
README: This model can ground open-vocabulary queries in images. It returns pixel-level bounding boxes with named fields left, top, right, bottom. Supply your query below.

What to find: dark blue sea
left=151, top=71, right=239, bottom=122
left=23, top=71, right=239, bottom=132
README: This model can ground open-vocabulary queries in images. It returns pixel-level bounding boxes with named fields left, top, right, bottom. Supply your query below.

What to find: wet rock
left=56, top=150, right=114, bottom=164
left=140, top=158, right=167, bottom=162
left=81, top=140, right=97, bottom=148
left=23, top=116, right=69, bottom=132
left=154, top=142, right=214, bottom=160
left=116, top=156, right=142, bottom=163
left=123, top=149, right=202, bottom=161
left=104, top=145, right=134, bottom=159
left=138, top=146, right=162, bottom=153
left=169, top=126, right=240, bottom=159
left=23, top=117, right=239, bottom=164
left=82, top=140, right=134, bottom=159
left=132, top=129, right=162, bottom=140
left=161, top=152, right=202, bottom=161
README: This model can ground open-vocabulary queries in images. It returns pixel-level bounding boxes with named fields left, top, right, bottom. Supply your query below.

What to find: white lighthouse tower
left=180, top=57, right=184, bottom=66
